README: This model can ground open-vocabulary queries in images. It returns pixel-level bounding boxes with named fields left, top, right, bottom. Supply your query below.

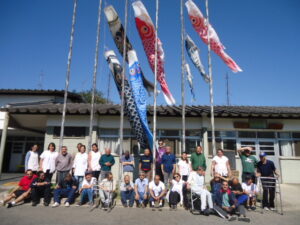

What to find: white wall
left=280, top=159, right=300, bottom=183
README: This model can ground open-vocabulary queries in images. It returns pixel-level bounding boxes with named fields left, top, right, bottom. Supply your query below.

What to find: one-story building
left=1, top=101, right=300, bottom=183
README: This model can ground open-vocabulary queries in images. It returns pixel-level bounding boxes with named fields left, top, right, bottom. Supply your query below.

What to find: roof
left=1, top=103, right=300, bottom=119
left=0, top=89, right=85, bottom=103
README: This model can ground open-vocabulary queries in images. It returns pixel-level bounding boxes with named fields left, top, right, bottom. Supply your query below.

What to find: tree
left=77, top=89, right=111, bottom=104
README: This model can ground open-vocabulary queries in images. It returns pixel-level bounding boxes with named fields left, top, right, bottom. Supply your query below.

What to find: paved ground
left=0, top=205, right=299, bottom=225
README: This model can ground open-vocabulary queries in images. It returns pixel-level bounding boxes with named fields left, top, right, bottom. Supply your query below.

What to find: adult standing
left=211, top=149, right=231, bottom=178
left=177, top=152, right=191, bottom=181
left=25, top=144, right=39, bottom=174
left=156, top=140, right=166, bottom=181
left=139, top=148, right=153, bottom=181
left=55, top=146, right=73, bottom=184
left=121, top=150, right=134, bottom=181
left=40, top=142, right=58, bottom=182
left=238, top=147, right=258, bottom=182
left=99, top=148, right=115, bottom=181
left=88, top=143, right=101, bottom=180
left=191, top=146, right=207, bottom=171
left=161, top=146, right=176, bottom=188
left=257, top=152, right=279, bottom=211
left=73, top=145, right=88, bottom=189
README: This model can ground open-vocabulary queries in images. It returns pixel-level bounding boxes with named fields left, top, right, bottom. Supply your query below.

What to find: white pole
left=152, top=0, right=159, bottom=180
left=180, top=0, right=186, bottom=155
left=0, top=112, right=9, bottom=178
left=205, top=0, right=216, bottom=155
left=119, top=0, right=129, bottom=183
left=88, top=0, right=103, bottom=152
left=59, top=0, right=78, bottom=152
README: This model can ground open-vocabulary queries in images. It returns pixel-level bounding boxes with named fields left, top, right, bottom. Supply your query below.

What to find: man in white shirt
left=25, top=144, right=39, bottom=173
left=211, top=149, right=232, bottom=177
left=149, top=175, right=166, bottom=210
left=40, top=142, right=58, bottom=182
left=187, top=167, right=213, bottom=215
left=77, top=172, right=97, bottom=207
left=99, top=172, right=116, bottom=209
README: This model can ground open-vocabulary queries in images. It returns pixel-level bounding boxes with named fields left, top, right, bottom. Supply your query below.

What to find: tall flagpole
left=205, top=0, right=216, bottom=156
left=180, top=0, right=186, bottom=155
left=152, top=0, right=159, bottom=180
left=59, top=0, right=78, bottom=152
left=88, top=0, right=103, bottom=153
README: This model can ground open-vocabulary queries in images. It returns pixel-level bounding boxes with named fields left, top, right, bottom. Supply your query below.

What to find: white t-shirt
left=73, top=152, right=88, bottom=176
left=187, top=171, right=205, bottom=190
left=28, top=151, right=39, bottom=171
left=212, top=155, right=229, bottom=176
left=171, top=179, right=184, bottom=193
left=90, top=151, right=101, bottom=171
left=82, top=177, right=97, bottom=188
left=40, top=150, right=59, bottom=173
left=177, top=160, right=191, bottom=176
left=242, top=182, right=259, bottom=197
left=149, top=181, right=165, bottom=197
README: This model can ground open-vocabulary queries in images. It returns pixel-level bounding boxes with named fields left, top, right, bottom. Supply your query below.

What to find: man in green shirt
left=238, top=147, right=258, bottom=182
left=190, top=146, right=207, bottom=171
left=99, top=148, right=115, bottom=181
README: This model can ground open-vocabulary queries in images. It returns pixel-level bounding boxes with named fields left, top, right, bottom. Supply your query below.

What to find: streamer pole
left=59, top=0, right=78, bottom=152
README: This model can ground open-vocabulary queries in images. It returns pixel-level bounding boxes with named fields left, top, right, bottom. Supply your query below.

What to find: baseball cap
left=259, top=152, right=267, bottom=157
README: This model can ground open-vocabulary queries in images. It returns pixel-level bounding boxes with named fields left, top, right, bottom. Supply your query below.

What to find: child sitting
left=242, top=176, right=259, bottom=210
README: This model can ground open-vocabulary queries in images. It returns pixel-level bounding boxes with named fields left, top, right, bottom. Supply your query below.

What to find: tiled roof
left=0, top=89, right=85, bottom=103
left=1, top=103, right=300, bottom=119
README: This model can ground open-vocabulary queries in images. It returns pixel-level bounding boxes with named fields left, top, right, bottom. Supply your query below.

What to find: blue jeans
left=237, top=194, right=248, bottom=205
left=121, top=190, right=135, bottom=206
left=75, top=176, right=84, bottom=189
left=54, top=188, right=76, bottom=204
left=81, top=188, right=94, bottom=203
left=137, top=191, right=147, bottom=204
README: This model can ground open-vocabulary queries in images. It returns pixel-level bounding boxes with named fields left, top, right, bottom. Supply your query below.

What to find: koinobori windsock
left=185, top=34, right=210, bottom=83
left=104, top=5, right=155, bottom=94
left=127, top=50, right=153, bottom=150
left=132, top=0, right=176, bottom=105
left=104, top=50, right=149, bottom=149
left=185, top=0, right=242, bottom=73
left=184, top=63, right=196, bottom=102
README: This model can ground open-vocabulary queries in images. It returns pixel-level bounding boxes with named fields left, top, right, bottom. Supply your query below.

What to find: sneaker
left=141, top=203, right=146, bottom=208
left=0, top=200, right=4, bottom=206
left=228, top=216, right=237, bottom=221
left=52, top=202, right=60, bottom=208
left=32, top=203, right=37, bottom=207
left=123, top=204, right=128, bottom=208
left=64, top=202, right=70, bottom=207
left=250, top=206, right=256, bottom=211
left=44, top=203, right=49, bottom=207
left=264, top=207, right=269, bottom=211
left=6, top=203, right=13, bottom=208
left=238, top=217, right=251, bottom=223
left=76, top=202, right=83, bottom=207
left=203, top=208, right=210, bottom=216
left=270, top=207, right=275, bottom=211
left=89, top=202, right=94, bottom=207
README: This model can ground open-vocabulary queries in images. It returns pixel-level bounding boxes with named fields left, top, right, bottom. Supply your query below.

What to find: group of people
left=0, top=140, right=279, bottom=222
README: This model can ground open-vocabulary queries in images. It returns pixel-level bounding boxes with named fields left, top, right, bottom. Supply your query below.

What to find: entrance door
left=9, top=142, right=26, bottom=172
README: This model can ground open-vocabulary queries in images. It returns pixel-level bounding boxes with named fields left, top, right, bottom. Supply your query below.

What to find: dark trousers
left=45, top=170, right=54, bottom=182
left=261, top=178, right=275, bottom=208
left=56, top=171, right=70, bottom=185
left=121, top=190, right=135, bottom=207
left=92, top=171, right=101, bottom=181
left=31, top=185, right=51, bottom=204
left=54, top=188, right=76, bottom=204
left=155, top=162, right=164, bottom=181
left=182, top=175, right=188, bottom=182
left=242, top=172, right=256, bottom=183
left=169, top=191, right=180, bottom=206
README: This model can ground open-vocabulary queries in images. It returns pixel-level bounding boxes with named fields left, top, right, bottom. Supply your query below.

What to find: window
left=249, top=119, right=267, bottom=129
left=278, top=132, right=291, bottom=139
left=292, top=132, right=300, bottom=139
left=223, top=139, right=237, bottom=152
left=294, top=141, right=300, bottom=157
left=159, top=130, right=179, bottom=137
left=186, top=130, right=201, bottom=137
left=240, top=141, right=257, bottom=155
left=238, top=131, right=256, bottom=138
left=257, top=132, right=275, bottom=139
left=279, top=141, right=293, bottom=157
left=259, top=141, right=275, bottom=156
left=53, top=127, right=86, bottom=138
left=220, top=131, right=236, bottom=138
left=208, top=138, right=222, bottom=155
left=185, top=139, right=200, bottom=155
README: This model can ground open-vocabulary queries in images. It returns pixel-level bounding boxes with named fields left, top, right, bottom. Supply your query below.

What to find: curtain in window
left=99, top=138, right=119, bottom=154
left=279, top=141, right=293, bottom=157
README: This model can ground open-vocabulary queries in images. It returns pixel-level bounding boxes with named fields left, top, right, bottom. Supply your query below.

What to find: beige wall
left=280, top=159, right=300, bottom=183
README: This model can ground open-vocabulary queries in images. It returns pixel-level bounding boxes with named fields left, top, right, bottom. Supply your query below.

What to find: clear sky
left=0, top=0, right=299, bottom=106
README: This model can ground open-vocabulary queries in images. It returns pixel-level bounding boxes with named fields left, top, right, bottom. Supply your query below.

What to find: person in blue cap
left=256, top=152, right=280, bottom=211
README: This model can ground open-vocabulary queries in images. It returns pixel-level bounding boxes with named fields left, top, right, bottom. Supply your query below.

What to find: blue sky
left=0, top=0, right=299, bottom=106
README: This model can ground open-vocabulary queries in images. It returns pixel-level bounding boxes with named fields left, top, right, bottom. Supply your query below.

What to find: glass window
left=208, top=138, right=222, bottom=155
left=292, top=133, right=300, bottom=139
left=223, top=139, right=237, bottom=152
left=249, top=119, right=267, bottom=129
left=240, top=141, right=257, bottom=155
left=208, top=131, right=220, bottom=138
left=257, top=132, right=275, bottom=139
left=279, top=141, right=293, bottom=157
left=99, top=137, right=119, bottom=154
left=220, top=131, right=236, bottom=138
left=163, top=138, right=178, bottom=154
left=278, top=132, right=291, bottom=139
left=53, top=127, right=86, bottom=138
left=185, top=139, right=201, bottom=155
left=238, top=131, right=256, bottom=138
left=294, top=141, right=300, bottom=157
left=259, top=141, right=275, bottom=156
left=186, top=130, right=201, bottom=137
left=160, top=130, right=179, bottom=137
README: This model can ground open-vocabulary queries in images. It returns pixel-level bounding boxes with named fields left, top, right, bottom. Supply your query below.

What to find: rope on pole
left=152, top=0, right=159, bottom=180
left=205, top=0, right=216, bottom=156
left=59, top=0, right=78, bottom=152
left=180, top=0, right=186, bottom=155
left=119, top=0, right=129, bottom=183
left=88, top=0, right=103, bottom=153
